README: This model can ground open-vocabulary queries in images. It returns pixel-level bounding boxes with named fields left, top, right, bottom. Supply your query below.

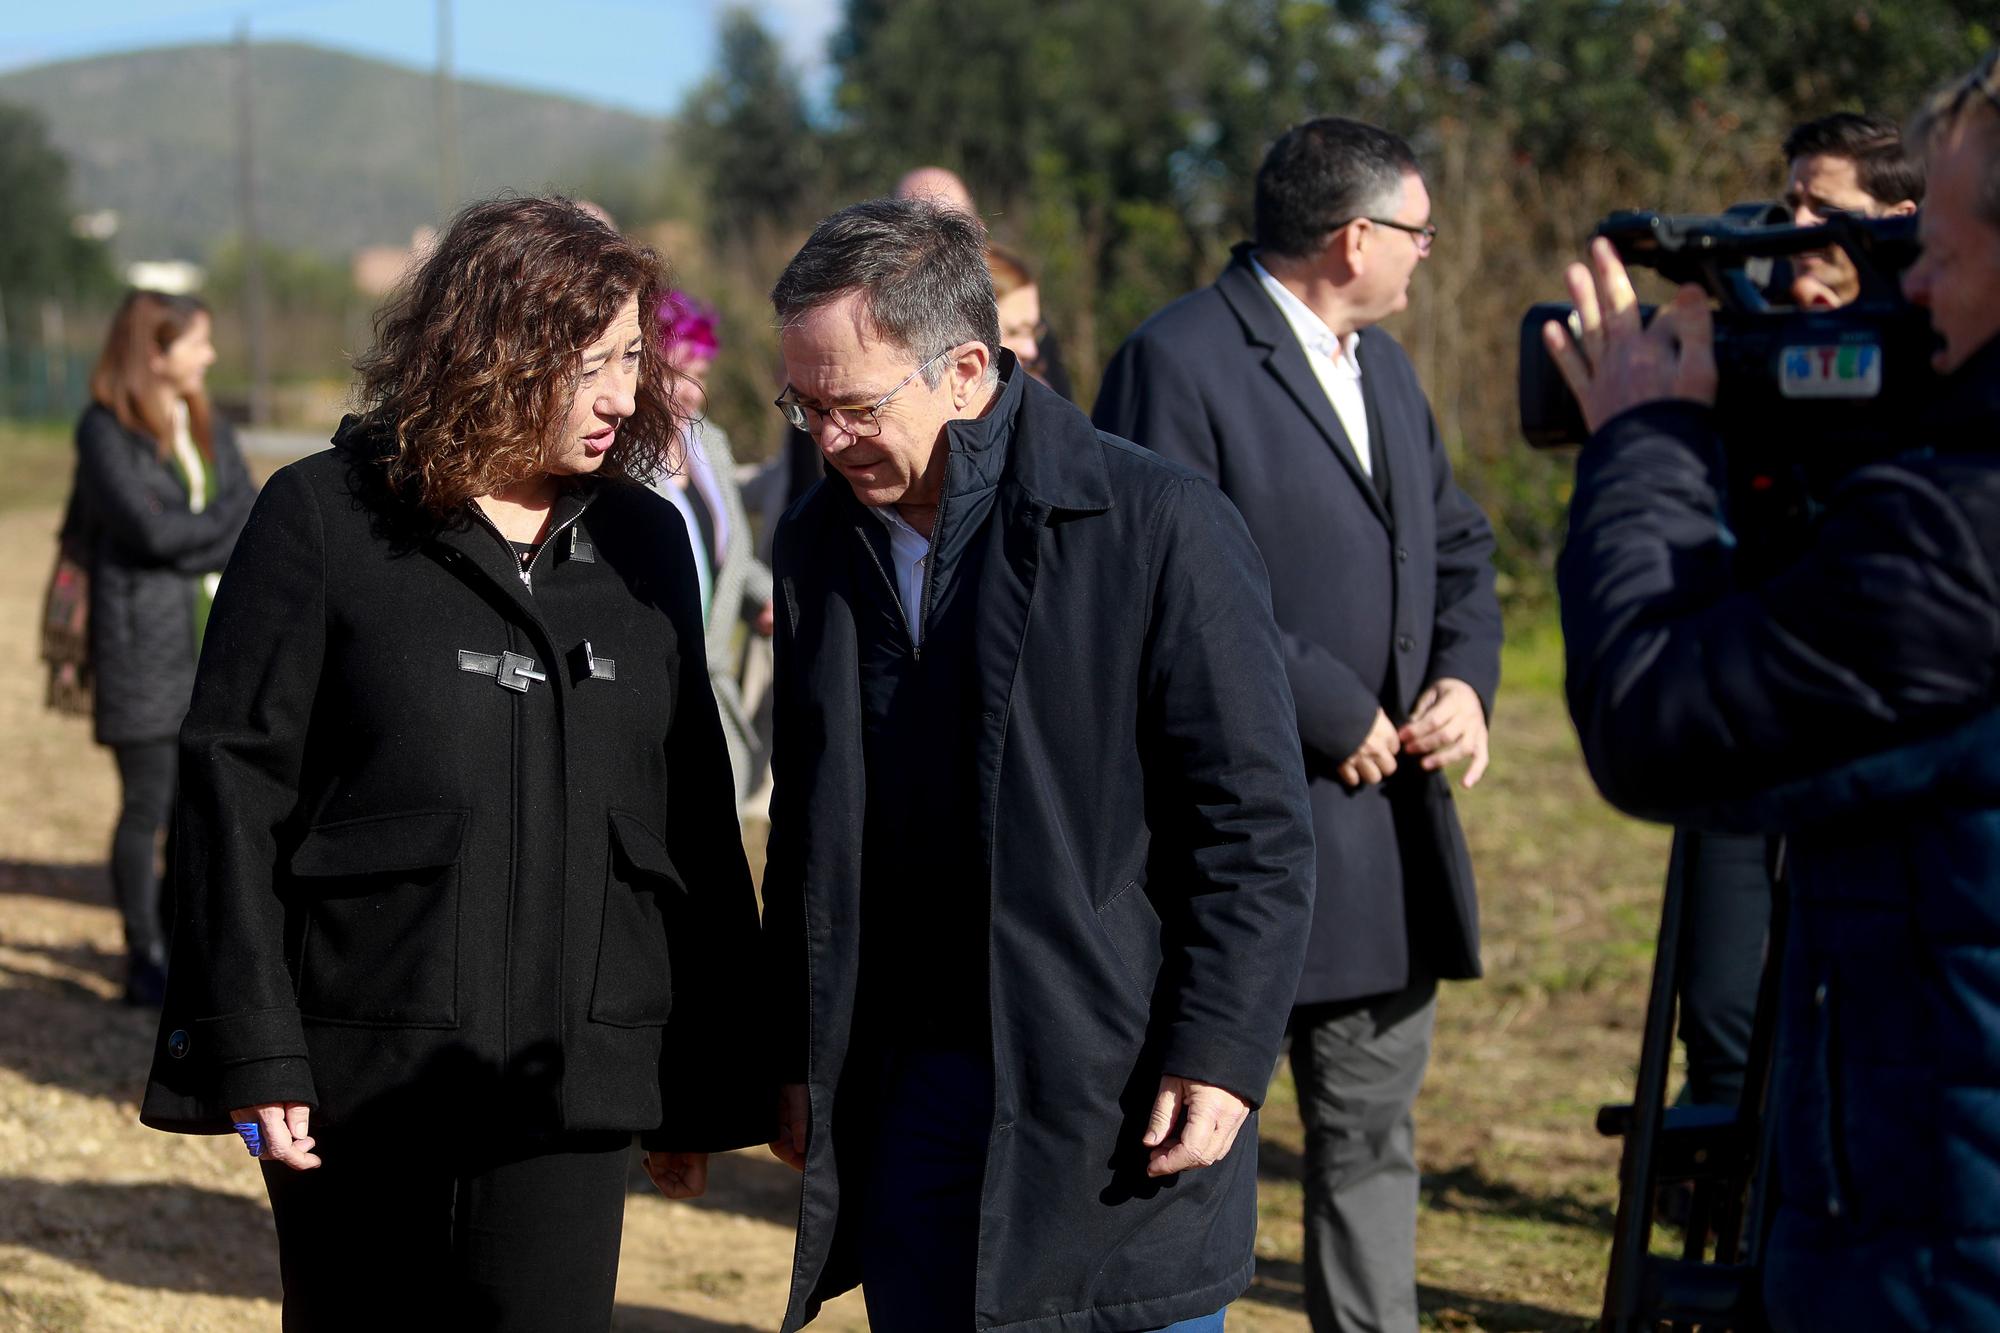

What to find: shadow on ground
left=0, top=860, right=111, bottom=910
left=0, top=939, right=154, bottom=1106
left=0, top=1177, right=279, bottom=1302
left=1247, top=1255, right=1594, bottom=1331
left=1422, top=1162, right=1615, bottom=1234
left=1258, top=1142, right=1614, bottom=1238
left=1258, top=1132, right=1302, bottom=1183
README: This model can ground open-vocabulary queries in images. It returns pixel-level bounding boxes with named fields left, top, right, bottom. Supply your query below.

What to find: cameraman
left=1668, top=111, right=1931, bottom=1124
left=1546, top=57, right=2000, bottom=1333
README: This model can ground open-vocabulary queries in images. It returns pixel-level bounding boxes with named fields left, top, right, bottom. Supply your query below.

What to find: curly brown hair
left=353, top=195, right=680, bottom=515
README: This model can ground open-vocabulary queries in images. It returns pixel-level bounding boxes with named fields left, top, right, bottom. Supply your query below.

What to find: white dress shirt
left=1251, top=255, right=1371, bottom=476
left=869, top=504, right=931, bottom=646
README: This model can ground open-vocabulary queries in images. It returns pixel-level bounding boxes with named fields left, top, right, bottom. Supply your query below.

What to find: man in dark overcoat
left=759, top=198, right=1316, bottom=1333
left=1095, top=118, right=1504, bottom=1333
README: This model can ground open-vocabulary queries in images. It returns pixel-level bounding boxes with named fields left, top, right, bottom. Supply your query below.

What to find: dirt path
left=0, top=493, right=1666, bottom=1331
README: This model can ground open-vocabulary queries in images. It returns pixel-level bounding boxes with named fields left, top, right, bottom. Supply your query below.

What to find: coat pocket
left=589, top=810, right=684, bottom=1028
left=289, top=808, right=468, bottom=1027
left=1095, top=878, right=1165, bottom=1006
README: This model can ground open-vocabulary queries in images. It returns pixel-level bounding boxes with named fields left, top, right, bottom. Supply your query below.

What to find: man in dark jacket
left=760, top=198, right=1316, bottom=1333
left=1547, top=58, right=2000, bottom=1331
left=1095, top=118, right=1503, bottom=1333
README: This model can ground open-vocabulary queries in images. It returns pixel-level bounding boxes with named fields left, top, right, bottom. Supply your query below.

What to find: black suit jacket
left=1095, top=245, right=1502, bottom=1003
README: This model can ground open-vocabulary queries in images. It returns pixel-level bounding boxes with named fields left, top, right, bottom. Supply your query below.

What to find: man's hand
left=1399, top=677, right=1490, bottom=789
left=642, top=1151, right=709, bottom=1198
left=1542, top=237, right=1718, bottom=434
left=1143, top=1075, right=1252, bottom=1178
left=229, top=1102, right=321, bottom=1171
left=769, top=1083, right=808, bottom=1171
left=1337, top=708, right=1401, bottom=788
left=755, top=598, right=776, bottom=637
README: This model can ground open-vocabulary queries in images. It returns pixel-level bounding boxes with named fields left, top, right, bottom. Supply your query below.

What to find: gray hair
left=771, top=198, right=1001, bottom=386
left=1910, top=52, right=2000, bottom=230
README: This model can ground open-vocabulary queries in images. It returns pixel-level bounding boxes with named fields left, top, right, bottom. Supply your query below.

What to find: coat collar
left=1924, top=334, right=2000, bottom=441
left=1214, top=243, right=1391, bottom=527
left=329, top=413, right=601, bottom=639
left=985, top=350, right=1115, bottom=516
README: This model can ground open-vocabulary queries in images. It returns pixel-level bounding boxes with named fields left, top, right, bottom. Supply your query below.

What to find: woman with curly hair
left=139, top=196, right=768, bottom=1331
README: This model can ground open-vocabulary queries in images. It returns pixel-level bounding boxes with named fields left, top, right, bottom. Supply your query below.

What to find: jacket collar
left=986, top=350, right=1115, bottom=515
left=939, top=350, right=1022, bottom=504
left=1213, top=242, right=1391, bottom=526
left=1216, top=242, right=1294, bottom=352
left=1924, top=333, right=2000, bottom=440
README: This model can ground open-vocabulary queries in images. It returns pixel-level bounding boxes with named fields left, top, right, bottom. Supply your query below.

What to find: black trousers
left=1671, top=830, right=1774, bottom=1108
left=261, top=1132, right=634, bottom=1332
left=110, top=739, right=176, bottom=966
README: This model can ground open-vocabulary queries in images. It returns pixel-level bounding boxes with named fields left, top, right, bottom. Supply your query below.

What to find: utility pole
left=436, top=0, right=460, bottom=222
left=235, top=20, right=269, bottom=425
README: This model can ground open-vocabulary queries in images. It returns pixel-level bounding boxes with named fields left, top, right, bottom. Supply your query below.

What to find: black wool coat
left=141, top=422, right=768, bottom=1152
left=763, top=364, right=1316, bottom=1333
left=1094, top=247, right=1504, bottom=1004
left=71, top=403, right=254, bottom=745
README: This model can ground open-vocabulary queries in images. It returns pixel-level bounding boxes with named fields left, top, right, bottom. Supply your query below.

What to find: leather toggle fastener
left=571, top=639, right=616, bottom=683
left=458, top=649, right=547, bottom=692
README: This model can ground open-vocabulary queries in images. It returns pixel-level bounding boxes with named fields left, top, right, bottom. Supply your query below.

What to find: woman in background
left=72, top=291, right=252, bottom=1005
left=985, top=243, right=1073, bottom=400
left=650, top=292, right=774, bottom=810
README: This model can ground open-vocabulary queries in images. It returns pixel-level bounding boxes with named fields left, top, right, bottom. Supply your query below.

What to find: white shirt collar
left=1251, top=254, right=1362, bottom=376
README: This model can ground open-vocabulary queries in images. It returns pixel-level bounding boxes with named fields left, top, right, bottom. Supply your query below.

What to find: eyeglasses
left=1342, top=216, right=1438, bottom=255
left=774, top=347, right=952, bottom=438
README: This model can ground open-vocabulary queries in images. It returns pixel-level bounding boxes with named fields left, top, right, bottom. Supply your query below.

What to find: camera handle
left=1598, top=830, right=1789, bottom=1333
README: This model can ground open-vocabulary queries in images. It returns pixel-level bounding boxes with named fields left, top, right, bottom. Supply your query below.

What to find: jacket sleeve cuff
left=642, top=1086, right=778, bottom=1153
left=194, top=1005, right=311, bottom=1066
left=142, top=1008, right=317, bottom=1132
left=1583, top=399, right=1720, bottom=471
left=214, top=1057, right=320, bottom=1115
left=1161, top=1025, right=1279, bottom=1110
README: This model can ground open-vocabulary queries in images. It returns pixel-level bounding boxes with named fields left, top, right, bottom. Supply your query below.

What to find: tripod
left=1598, top=831, right=1788, bottom=1332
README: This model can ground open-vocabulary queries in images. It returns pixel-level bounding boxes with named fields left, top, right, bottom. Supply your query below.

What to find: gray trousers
left=1287, top=977, right=1438, bottom=1333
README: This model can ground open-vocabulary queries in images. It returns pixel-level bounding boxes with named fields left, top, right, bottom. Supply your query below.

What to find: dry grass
left=0, top=442, right=1671, bottom=1331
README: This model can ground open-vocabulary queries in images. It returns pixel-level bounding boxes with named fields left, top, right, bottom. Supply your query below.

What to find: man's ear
left=1333, top=223, right=1369, bottom=281
left=1888, top=199, right=1919, bottom=218
left=949, top=342, right=992, bottom=409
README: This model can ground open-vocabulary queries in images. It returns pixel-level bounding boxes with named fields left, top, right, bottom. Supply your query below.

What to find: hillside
left=0, top=42, right=679, bottom=262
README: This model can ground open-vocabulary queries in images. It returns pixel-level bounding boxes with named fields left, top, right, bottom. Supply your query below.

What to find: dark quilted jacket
left=72, top=404, right=254, bottom=745
left=1558, top=344, right=2000, bottom=1330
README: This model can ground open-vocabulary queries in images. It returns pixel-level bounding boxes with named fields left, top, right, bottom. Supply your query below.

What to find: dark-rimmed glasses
left=1341, top=216, right=1438, bottom=255
left=774, top=347, right=952, bottom=438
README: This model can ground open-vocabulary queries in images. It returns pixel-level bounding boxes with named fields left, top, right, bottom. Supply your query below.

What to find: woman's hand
left=769, top=1084, right=808, bottom=1171
left=642, top=1151, right=709, bottom=1198
left=229, top=1102, right=322, bottom=1171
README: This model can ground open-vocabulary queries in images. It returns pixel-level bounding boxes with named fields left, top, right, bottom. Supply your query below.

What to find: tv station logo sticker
left=1781, top=343, right=1883, bottom=398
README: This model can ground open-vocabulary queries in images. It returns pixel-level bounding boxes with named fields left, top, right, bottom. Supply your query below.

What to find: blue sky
left=0, top=0, right=841, bottom=118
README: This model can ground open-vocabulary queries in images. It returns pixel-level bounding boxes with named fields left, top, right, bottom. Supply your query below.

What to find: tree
left=0, top=100, right=114, bottom=322
left=680, top=9, right=825, bottom=241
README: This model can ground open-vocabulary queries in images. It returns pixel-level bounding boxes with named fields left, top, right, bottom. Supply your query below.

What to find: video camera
left=1518, top=206, right=1939, bottom=570
left=1520, top=206, right=1937, bottom=451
